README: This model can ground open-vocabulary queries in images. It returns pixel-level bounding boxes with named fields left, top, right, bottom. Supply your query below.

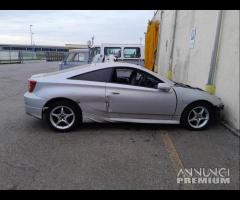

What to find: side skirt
left=106, top=118, right=180, bottom=124
left=82, top=113, right=180, bottom=124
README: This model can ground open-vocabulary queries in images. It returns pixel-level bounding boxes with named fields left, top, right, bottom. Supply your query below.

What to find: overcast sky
left=0, top=10, right=154, bottom=46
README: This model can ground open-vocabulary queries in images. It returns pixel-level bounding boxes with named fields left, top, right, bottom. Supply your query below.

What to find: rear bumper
left=24, top=92, right=47, bottom=119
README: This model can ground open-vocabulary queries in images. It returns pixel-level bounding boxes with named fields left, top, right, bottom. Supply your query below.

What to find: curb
left=220, top=120, right=240, bottom=137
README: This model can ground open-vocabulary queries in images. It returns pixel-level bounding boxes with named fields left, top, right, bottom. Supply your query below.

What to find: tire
left=46, top=100, right=81, bottom=132
left=181, top=102, right=213, bottom=131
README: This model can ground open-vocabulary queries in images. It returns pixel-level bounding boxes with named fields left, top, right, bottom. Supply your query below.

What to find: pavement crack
left=0, top=160, right=39, bottom=173
left=0, top=160, right=40, bottom=189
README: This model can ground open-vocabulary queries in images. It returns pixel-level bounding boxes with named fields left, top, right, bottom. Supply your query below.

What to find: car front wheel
left=181, top=102, right=213, bottom=130
left=46, top=101, right=81, bottom=132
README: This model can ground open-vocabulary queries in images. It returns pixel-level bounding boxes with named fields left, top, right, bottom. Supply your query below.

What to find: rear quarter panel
left=33, top=79, right=107, bottom=116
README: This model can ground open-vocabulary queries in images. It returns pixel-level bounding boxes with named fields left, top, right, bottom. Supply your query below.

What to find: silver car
left=24, top=62, right=223, bottom=132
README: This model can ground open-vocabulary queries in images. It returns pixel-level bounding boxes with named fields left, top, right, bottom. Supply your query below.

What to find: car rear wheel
left=181, top=102, right=213, bottom=130
left=46, top=101, right=81, bottom=132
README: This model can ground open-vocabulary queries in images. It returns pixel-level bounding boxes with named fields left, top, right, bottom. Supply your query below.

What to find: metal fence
left=46, top=51, right=68, bottom=62
left=0, top=50, right=67, bottom=64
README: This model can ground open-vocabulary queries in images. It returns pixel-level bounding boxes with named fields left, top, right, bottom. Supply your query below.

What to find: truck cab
left=100, top=43, right=144, bottom=66
left=59, top=44, right=144, bottom=70
left=59, top=48, right=91, bottom=70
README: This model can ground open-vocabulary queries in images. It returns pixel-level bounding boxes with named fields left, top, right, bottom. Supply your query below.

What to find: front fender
left=173, top=86, right=223, bottom=116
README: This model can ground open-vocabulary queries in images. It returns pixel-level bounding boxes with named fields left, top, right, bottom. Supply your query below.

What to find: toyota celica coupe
left=24, top=62, right=223, bottom=132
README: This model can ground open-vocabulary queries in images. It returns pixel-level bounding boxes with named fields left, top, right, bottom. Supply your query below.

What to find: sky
left=0, top=10, right=154, bottom=46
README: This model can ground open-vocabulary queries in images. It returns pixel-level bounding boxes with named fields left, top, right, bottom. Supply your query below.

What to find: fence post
left=9, top=49, right=11, bottom=64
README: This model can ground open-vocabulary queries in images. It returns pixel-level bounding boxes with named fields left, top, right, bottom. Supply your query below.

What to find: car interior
left=111, top=68, right=161, bottom=89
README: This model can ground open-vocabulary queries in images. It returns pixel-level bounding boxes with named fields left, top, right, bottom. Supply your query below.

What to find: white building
left=151, top=10, right=239, bottom=132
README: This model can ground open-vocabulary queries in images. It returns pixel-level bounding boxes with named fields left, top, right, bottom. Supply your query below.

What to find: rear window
left=69, top=68, right=113, bottom=83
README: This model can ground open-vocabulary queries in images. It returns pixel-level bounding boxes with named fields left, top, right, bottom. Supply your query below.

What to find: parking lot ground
left=0, top=61, right=239, bottom=190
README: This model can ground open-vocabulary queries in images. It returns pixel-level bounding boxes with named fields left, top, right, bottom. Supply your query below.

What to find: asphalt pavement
left=0, top=61, right=239, bottom=190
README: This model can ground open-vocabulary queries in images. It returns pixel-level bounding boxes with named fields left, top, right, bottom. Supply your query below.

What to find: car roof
left=89, top=62, right=144, bottom=69
left=38, top=62, right=143, bottom=78
left=36, top=61, right=173, bottom=85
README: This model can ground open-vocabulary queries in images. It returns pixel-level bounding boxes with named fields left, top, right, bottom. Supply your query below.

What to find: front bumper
left=217, top=102, right=224, bottom=109
left=213, top=103, right=224, bottom=121
left=24, top=92, right=47, bottom=119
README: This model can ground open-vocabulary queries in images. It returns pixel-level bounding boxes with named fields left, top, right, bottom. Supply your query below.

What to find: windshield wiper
left=174, top=81, right=203, bottom=91
left=174, top=81, right=189, bottom=87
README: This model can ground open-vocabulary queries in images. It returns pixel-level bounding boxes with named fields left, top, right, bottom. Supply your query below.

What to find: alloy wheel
left=50, top=106, right=75, bottom=130
left=187, top=106, right=210, bottom=129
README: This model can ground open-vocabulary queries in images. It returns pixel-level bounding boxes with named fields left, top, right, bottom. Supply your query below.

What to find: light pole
left=32, top=33, right=35, bottom=45
left=30, top=25, right=33, bottom=46
left=30, top=25, right=34, bottom=59
left=91, top=35, right=94, bottom=46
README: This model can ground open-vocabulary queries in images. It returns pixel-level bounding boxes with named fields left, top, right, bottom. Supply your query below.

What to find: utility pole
left=140, top=37, right=142, bottom=45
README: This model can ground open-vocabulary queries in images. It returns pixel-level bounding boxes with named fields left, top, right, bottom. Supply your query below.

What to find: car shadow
left=78, top=122, right=182, bottom=132
left=27, top=118, right=219, bottom=135
left=75, top=122, right=221, bottom=135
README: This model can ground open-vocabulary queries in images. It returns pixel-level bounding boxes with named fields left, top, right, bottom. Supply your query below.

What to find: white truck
left=59, top=43, right=144, bottom=70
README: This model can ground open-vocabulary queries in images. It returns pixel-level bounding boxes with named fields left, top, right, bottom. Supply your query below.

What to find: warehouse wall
left=152, top=10, right=239, bottom=131
left=214, top=11, right=239, bottom=130
left=153, top=10, right=175, bottom=74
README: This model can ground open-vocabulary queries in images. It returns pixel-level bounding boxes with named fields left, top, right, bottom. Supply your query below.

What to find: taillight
left=28, top=79, right=36, bottom=92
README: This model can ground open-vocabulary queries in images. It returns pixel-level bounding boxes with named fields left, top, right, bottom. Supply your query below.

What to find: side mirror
left=157, top=83, right=171, bottom=92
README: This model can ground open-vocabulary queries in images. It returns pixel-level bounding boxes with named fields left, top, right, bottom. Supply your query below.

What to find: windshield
left=104, top=47, right=121, bottom=58
left=140, top=67, right=174, bottom=85
left=65, top=52, right=88, bottom=62
left=65, top=53, right=75, bottom=62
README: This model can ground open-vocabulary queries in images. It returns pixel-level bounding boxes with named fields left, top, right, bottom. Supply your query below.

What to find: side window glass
left=69, top=68, right=112, bottom=83
left=123, top=47, right=141, bottom=58
left=134, top=70, right=162, bottom=89
left=111, top=68, right=135, bottom=85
